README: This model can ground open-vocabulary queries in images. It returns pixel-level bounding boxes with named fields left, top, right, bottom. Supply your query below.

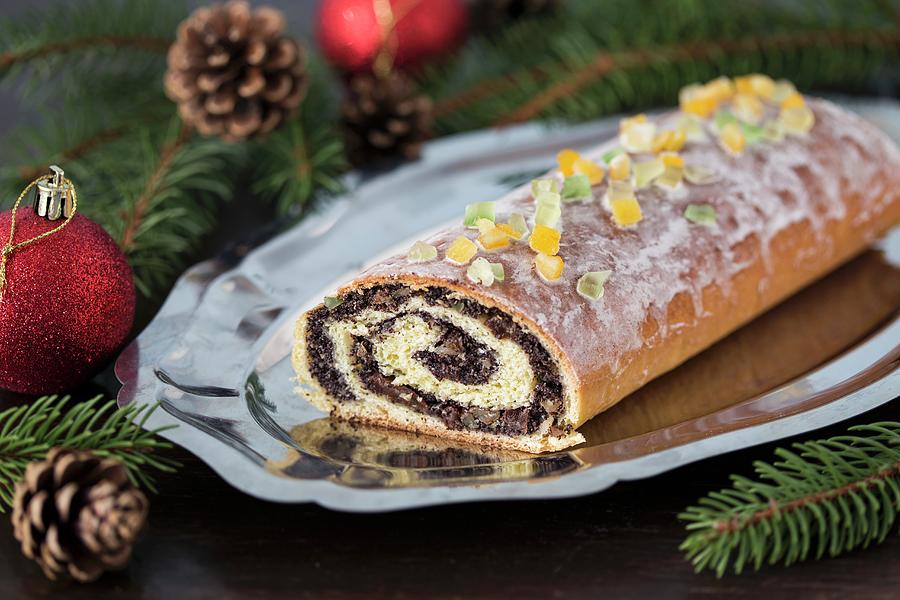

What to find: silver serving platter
left=116, top=98, right=900, bottom=512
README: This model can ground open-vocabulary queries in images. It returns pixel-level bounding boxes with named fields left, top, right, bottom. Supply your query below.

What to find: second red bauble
left=317, top=0, right=468, bottom=73
left=0, top=210, right=135, bottom=395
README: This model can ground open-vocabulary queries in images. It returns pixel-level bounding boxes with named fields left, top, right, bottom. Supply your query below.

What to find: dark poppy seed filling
left=304, top=285, right=568, bottom=437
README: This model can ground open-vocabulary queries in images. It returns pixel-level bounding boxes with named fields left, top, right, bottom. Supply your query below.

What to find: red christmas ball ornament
left=317, top=0, right=468, bottom=74
left=0, top=167, right=135, bottom=395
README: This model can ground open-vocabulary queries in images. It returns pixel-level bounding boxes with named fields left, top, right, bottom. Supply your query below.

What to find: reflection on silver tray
left=116, top=98, right=900, bottom=512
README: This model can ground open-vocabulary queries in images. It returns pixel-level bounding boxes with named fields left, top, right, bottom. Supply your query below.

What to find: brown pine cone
left=342, top=72, right=433, bottom=167
left=11, top=448, right=149, bottom=583
left=164, top=1, right=307, bottom=142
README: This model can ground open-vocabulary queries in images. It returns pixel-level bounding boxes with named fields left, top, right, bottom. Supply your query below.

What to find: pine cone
left=342, top=72, right=433, bottom=167
left=470, top=0, right=564, bottom=30
left=11, top=448, right=149, bottom=583
left=164, top=1, right=307, bottom=142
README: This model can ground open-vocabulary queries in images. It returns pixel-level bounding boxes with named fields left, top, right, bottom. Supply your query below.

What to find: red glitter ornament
left=316, top=0, right=468, bottom=74
left=0, top=173, right=135, bottom=395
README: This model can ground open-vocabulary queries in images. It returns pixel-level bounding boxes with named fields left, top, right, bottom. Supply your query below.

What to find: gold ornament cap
left=33, top=165, right=74, bottom=221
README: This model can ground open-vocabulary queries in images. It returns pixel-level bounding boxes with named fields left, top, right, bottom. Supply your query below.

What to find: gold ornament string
left=0, top=174, right=78, bottom=302
left=371, top=0, right=422, bottom=79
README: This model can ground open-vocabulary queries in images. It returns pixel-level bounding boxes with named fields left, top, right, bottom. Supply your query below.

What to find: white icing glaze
left=355, top=99, right=900, bottom=382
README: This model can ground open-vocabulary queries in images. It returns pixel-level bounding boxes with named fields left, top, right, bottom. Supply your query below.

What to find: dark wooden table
left=0, top=391, right=896, bottom=599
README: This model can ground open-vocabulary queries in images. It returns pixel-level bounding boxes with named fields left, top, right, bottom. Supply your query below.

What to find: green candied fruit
left=714, top=110, right=738, bottom=131
left=535, top=203, right=561, bottom=228
left=561, top=174, right=591, bottom=202
left=535, top=190, right=561, bottom=209
left=490, top=262, right=505, bottom=282
left=407, top=240, right=437, bottom=262
left=508, top=212, right=529, bottom=237
left=464, top=201, right=495, bottom=228
left=324, top=295, right=343, bottom=309
left=601, top=147, right=624, bottom=164
left=531, top=178, right=559, bottom=196
left=742, top=122, right=765, bottom=144
left=633, top=158, right=665, bottom=189
left=684, top=203, right=717, bottom=225
left=577, top=270, right=612, bottom=301
left=466, top=257, right=495, bottom=287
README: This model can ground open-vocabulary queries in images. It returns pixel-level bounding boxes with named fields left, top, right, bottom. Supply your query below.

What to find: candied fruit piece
left=719, top=122, right=745, bottom=155
left=467, top=257, right=496, bottom=286
left=780, top=106, right=815, bottom=134
left=651, top=130, right=673, bottom=154
left=749, top=74, right=776, bottom=100
left=742, top=122, right=765, bottom=144
left=771, top=80, right=797, bottom=104
left=656, top=164, right=684, bottom=189
left=733, top=93, right=764, bottom=124
left=660, top=152, right=684, bottom=168
left=324, top=295, right=343, bottom=309
left=607, top=179, right=635, bottom=203
left=715, top=110, right=738, bottom=131
left=679, top=84, right=717, bottom=118
left=683, top=164, right=719, bottom=185
left=495, top=222, right=522, bottom=240
left=684, top=204, right=717, bottom=225
left=534, top=253, right=564, bottom=281
left=557, top=149, right=580, bottom=176
left=611, top=197, right=642, bottom=227
left=577, top=270, right=612, bottom=301
left=657, top=128, right=687, bottom=152
left=619, top=113, right=647, bottom=133
left=562, top=174, right=592, bottom=202
left=490, top=262, right=505, bottom=282
left=529, top=224, right=561, bottom=256
left=535, top=203, right=561, bottom=228
left=478, top=225, right=510, bottom=250
left=407, top=240, right=438, bottom=262
left=464, top=202, right=495, bottom=227
left=704, top=77, right=735, bottom=103
left=475, top=218, right=496, bottom=234
left=507, top=213, right=529, bottom=238
left=535, top=190, right=561, bottom=209
left=762, top=119, right=785, bottom=142
left=620, top=122, right=656, bottom=153
left=734, top=75, right=754, bottom=95
left=780, top=91, right=805, bottom=110
left=609, top=153, right=631, bottom=181
left=601, top=147, right=624, bottom=164
left=677, top=116, right=707, bottom=142
left=532, top=178, right=559, bottom=196
left=633, top=158, right=664, bottom=189
left=573, top=158, right=605, bottom=185
left=446, top=236, right=478, bottom=264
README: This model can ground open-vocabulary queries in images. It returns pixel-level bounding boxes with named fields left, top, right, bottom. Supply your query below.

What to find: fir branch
left=0, top=34, right=170, bottom=69
left=680, top=422, right=900, bottom=577
left=0, top=395, right=180, bottom=510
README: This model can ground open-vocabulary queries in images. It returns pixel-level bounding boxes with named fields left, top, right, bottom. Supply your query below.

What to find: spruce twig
left=680, top=422, right=900, bottom=576
left=0, top=395, right=180, bottom=511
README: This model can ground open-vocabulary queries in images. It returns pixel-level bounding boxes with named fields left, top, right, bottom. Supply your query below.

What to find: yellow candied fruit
left=573, top=158, right=605, bottom=185
left=475, top=218, right=495, bottom=235
left=704, top=76, right=735, bottom=103
left=608, top=153, right=631, bottom=181
left=734, top=75, right=754, bottom=95
left=619, top=113, right=647, bottom=133
left=651, top=131, right=672, bottom=154
left=611, top=197, right=642, bottom=227
left=534, top=253, right=564, bottom=281
left=478, top=225, right=510, bottom=251
left=529, top=224, right=561, bottom=256
left=655, top=128, right=687, bottom=152
left=679, top=84, right=717, bottom=118
left=780, top=91, right=805, bottom=110
left=557, top=149, right=581, bottom=177
left=780, top=105, right=815, bottom=134
left=733, top=93, right=764, bottom=124
left=660, top=152, right=684, bottom=168
left=446, top=236, right=478, bottom=264
left=495, top=222, right=523, bottom=240
left=749, top=74, right=776, bottom=100
left=720, top=122, right=745, bottom=155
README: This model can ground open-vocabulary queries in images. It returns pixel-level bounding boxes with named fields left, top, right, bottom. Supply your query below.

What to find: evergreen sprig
left=680, top=422, right=900, bottom=576
left=423, top=0, right=900, bottom=133
left=0, top=395, right=180, bottom=510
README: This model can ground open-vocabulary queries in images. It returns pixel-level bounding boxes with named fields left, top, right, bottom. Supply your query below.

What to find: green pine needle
left=680, top=421, right=900, bottom=576
left=0, top=395, right=180, bottom=511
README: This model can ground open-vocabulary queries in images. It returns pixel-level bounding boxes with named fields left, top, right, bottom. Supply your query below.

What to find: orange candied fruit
left=611, top=197, right=643, bottom=227
left=608, top=153, right=631, bottom=181
left=528, top=224, right=561, bottom=256
left=780, top=91, right=805, bottom=110
left=495, top=222, right=523, bottom=240
left=660, top=152, right=684, bottom=168
left=478, top=225, right=510, bottom=250
left=679, top=84, right=717, bottom=118
left=573, top=158, right=605, bottom=185
left=446, top=236, right=478, bottom=264
left=704, top=77, right=735, bottom=103
left=652, top=129, right=686, bottom=153
left=534, top=253, right=564, bottom=281
left=557, top=149, right=581, bottom=177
